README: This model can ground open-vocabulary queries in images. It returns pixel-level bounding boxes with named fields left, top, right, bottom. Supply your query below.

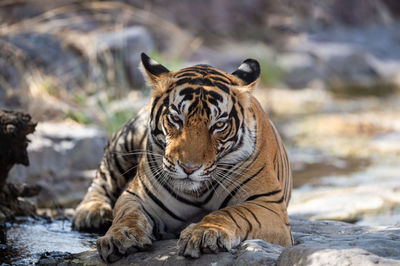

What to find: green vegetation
left=248, top=44, right=283, bottom=86
left=258, top=59, right=283, bottom=86
left=66, top=110, right=92, bottom=125
left=149, top=50, right=184, bottom=71
left=104, top=109, right=135, bottom=135
left=328, top=81, right=398, bottom=98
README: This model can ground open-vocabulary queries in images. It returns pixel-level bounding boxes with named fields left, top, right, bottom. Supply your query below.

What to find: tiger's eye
left=171, top=115, right=181, bottom=122
left=215, top=121, right=225, bottom=128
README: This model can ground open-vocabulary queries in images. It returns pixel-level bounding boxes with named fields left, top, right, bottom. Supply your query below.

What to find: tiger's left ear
left=232, top=58, right=260, bottom=91
left=140, top=52, right=170, bottom=85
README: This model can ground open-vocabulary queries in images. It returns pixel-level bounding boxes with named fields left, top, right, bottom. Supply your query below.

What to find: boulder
left=8, top=122, right=107, bottom=208
left=280, top=24, right=400, bottom=93
left=0, top=25, right=155, bottom=112
left=73, top=26, right=155, bottom=91
left=279, top=217, right=400, bottom=266
left=44, top=217, right=400, bottom=265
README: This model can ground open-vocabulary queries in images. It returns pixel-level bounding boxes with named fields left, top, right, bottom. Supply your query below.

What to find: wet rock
left=8, top=122, right=107, bottom=208
left=36, top=251, right=72, bottom=265
left=47, top=217, right=400, bottom=265
left=52, top=240, right=282, bottom=265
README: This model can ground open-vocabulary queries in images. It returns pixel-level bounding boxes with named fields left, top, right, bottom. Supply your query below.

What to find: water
left=0, top=217, right=98, bottom=265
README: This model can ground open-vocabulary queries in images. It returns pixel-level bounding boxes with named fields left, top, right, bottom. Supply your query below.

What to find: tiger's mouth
left=169, top=176, right=211, bottom=193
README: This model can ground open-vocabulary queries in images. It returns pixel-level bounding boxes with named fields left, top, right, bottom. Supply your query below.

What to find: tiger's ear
left=140, top=52, right=170, bottom=85
left=232, top=58, right=260, bottom=90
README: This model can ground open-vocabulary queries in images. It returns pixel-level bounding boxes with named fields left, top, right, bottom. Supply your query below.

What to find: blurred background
left=1, top=0, right=400, bottom=228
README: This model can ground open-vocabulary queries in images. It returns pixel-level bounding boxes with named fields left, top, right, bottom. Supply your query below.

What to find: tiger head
left=140, top=53, right=260, bottom=194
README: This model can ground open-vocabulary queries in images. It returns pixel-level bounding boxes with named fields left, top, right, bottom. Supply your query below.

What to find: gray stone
left=8, top=122, right=107, bottom=208
left=279, top=217, right=400, bottom=266
left=0, top=32, right=85, bottom=104
left=49, top=217, right=400, bottom=265
left=235, top=240, right=284, bottom=265
left=78, top=26, right=155, bottom=90
left=279, top=24, right=400, bottom=92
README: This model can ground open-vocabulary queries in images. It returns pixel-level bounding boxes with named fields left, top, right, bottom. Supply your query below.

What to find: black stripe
left=232, top=208, right=252, bottom=239
left=245, top=189, right=282, bottom=202
left=113, top=153, right=126, bottom=175
left=99, top=170, right=107, bottom=181
left=241, top=206, right=261, bottom=228
left=220, top=209, right=241, bottom=230
left=215, top=82, right=230, bottom=93
left=142, top=206, right=160, bottom=239
left=122, top=129, right=132, bottom=154
left=150, top=96, right=161, bottom=121
left=271, top=123, right=283, bottom=181
left=219, top=164, right=265, bottom=209
left=101, top=183, right=114, bottom=203
left=264, top=196, right=285, bottom=204
left=175, top=72, right=198, bottom=78
left=126, top=189, right=139, bottom=198
left=139, top=176, right=185, bottom=222
left=200, top=182, right=220, bottom=205
left=126, top=189, right=159, bottom=237
left=248, top=202, right=281, bottom=218
left=211, top=76, right=233, bottom=85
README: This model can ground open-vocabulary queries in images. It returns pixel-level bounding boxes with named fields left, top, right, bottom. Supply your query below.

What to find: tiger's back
left=72, top=53, right=293, bottom=262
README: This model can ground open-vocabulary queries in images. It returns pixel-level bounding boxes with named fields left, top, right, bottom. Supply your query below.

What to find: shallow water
left=0, top=217, right=98, bottom=265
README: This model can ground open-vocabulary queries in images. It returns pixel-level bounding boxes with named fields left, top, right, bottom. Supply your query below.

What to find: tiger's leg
left=177, top=199, right=292, bottom=258
left=96, top=190, right=154, bottom=263
left=72, top=110, right=148, bottom=232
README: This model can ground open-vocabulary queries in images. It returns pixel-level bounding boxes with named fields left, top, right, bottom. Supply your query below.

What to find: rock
left=0, top=109, right=38, bottom=222
left=280, top=24, right=400, bottom=93
left=278, top=217, right=400, bottom=266
left=235, top=240, right=284, bottom=265
left=289, top=160, right=400, bottom=224
left=0, top=32, right=85, bottom=107
left=8, top=122, right=107, bottom=208
left=50, top=240, right=283, bottom=265
left=0, top=24, right=155, bottom=115
left=72, top=26, right=155, bottom=92
left=44, top=217, right=400, bottom=265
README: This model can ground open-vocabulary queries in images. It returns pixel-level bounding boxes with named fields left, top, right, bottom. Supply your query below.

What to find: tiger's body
left=72, top=53, right=293, bottom=262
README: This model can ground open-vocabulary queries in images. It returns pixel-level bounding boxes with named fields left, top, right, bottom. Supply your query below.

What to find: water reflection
left=0, top=217, right=98, bottom=264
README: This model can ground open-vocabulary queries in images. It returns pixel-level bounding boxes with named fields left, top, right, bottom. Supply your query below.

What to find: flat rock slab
left=46, top=217, right=400, bottom=265
left=285, top=218, right=400, bottom=266
left=55, top=239, right=283, bottom=266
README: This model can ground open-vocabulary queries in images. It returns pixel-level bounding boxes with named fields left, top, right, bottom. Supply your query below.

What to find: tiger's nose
left=179, top=162, right=201, bottom=175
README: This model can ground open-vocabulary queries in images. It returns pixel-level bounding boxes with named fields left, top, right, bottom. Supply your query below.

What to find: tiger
left=72, top=53, right=293, bottom=263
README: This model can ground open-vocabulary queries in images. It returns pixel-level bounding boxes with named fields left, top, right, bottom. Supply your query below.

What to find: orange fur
left=74, top=55, right=292, bottom=263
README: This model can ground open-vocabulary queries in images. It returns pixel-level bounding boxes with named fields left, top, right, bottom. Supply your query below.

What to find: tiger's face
left=141, top=54, right=260, bottom=193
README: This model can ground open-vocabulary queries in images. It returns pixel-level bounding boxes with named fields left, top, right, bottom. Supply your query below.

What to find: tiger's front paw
left=72, top=200, right=112, bottom=232
left=177, top=223, right=240, bottom=258
left=96, top=225, right=153, bottom=263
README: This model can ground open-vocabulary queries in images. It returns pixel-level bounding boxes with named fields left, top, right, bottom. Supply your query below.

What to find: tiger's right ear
left=140, top=53, right=170, bottom=85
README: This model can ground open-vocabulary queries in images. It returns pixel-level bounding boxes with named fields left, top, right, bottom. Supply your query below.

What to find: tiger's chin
left=169, top=176, right=211, bottom=195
